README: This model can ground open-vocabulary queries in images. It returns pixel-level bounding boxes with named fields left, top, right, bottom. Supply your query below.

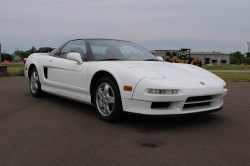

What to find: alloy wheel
left=96, top=83, right=115, bottom=116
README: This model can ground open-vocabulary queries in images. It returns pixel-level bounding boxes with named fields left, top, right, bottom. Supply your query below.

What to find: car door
left=47, top=40, right=90, bottom=101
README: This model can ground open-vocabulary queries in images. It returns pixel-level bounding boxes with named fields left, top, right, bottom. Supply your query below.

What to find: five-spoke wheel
left=94, top=77, right=123, bottom=122
left=96, top=83, right=115, bottom=116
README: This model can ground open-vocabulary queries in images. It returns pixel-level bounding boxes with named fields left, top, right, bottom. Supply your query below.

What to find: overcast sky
left=0, top=0, right=249, bottom=54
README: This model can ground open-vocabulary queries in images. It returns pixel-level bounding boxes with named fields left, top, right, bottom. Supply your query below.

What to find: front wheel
left=94, top=77, right=123, bottom=122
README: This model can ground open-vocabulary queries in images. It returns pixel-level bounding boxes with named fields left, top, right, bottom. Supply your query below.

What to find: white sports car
left=25, top=39, right=227, bottom=121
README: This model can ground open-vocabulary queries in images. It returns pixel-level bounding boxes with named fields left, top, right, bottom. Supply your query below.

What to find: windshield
left=87, top=40, right=159, bottom=61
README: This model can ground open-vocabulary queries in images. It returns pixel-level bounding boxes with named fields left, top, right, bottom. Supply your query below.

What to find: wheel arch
left=90, top=70, right=119, bottom=105
left=28, top=63, right=36, bottom=79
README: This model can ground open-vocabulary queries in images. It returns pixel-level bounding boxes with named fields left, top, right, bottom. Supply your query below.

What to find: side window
left=60, top=40, right=87, bottom=60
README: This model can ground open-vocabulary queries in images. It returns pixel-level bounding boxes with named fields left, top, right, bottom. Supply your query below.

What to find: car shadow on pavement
left=45, top=94, right=96, bottom=115
left=43, top=94, right=222, bottom=131
left=121, top=112, right=222, bottom=131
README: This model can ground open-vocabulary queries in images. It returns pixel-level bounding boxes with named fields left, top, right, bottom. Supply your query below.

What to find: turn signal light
left=124, top=86, right=132, bottom=91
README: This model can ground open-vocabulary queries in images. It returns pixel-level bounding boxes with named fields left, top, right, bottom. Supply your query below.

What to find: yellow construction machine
left=168, top=48, right=202, bottom=67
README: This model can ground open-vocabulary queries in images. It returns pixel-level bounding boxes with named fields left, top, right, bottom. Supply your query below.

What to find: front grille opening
left=151, top=102, right=171, bottom=109
left=183, top=102, right=210, bottom=109
left=186, top=95, right=212, bottom=102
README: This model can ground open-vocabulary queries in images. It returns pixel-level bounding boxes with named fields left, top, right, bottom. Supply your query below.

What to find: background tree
left=1, top=47, right=55, bottom=62
left=230, top=51, right=245, bottom=64
left=17, top=50, right=32, bottom=59
left=230, top=51, right=243, bottom=60
left=1, top=53, right=13, bottom=62
left=37, top=47, right=55, bottom=53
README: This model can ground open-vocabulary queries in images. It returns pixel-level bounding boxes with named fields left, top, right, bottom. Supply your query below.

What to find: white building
left=191, top=52, right=230, bottom=65
left=151, top=50, right=230, bottom=65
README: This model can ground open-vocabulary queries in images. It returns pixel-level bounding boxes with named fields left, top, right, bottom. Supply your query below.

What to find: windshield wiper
left=144, top=59, right=159, bottom=61
left=98, top=59, right=123, bottom=61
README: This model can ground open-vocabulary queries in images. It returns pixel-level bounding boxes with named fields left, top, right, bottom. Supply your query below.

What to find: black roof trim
left=72, top=38, right=132, bottom=42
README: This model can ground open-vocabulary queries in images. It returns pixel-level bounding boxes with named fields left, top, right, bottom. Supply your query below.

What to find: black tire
left=199, top=61, right=202, bottom=67
left=29, top=68, right=47, bottom=98
left=188, top=58, right=193, bottom=64
left=93, top=76, right=123, bottom=122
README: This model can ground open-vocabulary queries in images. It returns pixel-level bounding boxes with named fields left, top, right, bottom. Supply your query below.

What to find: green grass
left=2, top=63, right=25, bottom=67
left=7, top=69, right=25, bottom=76
left=5, top=66, right=250, bottom=81
left=213, top=72, right=250, bottom=82
left=202, top=65, right=250, bottom=70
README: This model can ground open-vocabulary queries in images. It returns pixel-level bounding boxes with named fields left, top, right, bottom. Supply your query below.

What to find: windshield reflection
left=87, top=40, right=159, bottom=61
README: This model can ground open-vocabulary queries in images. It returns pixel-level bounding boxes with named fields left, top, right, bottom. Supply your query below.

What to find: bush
left=7, top=69, right=24, bottom=76
left=17, top=69, right=25, bottom=76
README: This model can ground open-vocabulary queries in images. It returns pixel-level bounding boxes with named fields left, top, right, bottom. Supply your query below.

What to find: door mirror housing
left=67, top=52, right=83, bottom=64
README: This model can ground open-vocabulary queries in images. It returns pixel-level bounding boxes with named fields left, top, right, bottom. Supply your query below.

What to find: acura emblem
left=200, top=82, right=205, bottom=85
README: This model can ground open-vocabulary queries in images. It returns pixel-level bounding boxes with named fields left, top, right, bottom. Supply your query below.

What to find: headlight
left=148, top=89, right=178, bottom=94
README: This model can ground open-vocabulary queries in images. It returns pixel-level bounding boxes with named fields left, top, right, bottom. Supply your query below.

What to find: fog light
left=148, top=89, right=178, bottom=94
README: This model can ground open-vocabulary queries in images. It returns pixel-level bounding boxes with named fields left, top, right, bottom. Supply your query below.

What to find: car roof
left=72, top=38, right=131, bottom=42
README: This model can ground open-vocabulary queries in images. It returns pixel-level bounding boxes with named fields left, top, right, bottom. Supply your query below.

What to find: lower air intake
left=151, top=102, right=171, bottom=109
left=183, top=102, right=211, bottom=109
left=186, top=95, right=212, bottom=102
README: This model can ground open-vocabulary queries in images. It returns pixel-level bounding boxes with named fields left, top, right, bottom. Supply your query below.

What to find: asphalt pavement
left=0, top=77, right=250, bottom=166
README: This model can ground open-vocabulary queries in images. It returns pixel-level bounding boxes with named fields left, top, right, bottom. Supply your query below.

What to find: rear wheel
left=94, top=77, right=123, bottom=122
left=29, top=68, right=47, bottom=97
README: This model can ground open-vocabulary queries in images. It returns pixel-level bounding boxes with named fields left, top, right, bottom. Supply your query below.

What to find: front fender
left=87, top=62, right=144, bottom=99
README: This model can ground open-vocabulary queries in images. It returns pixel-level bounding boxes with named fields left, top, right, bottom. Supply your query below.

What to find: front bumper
left=122, top=97, right=224, bottom=115
left=122, top=76, right=227, bottom=115
left=122, top=88, right=227, bottom=115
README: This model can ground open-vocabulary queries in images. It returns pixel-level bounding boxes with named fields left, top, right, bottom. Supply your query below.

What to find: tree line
left=1, top=47, right=55, bottom=62
left=230, top=51, right=250, bottom=65
left=1, top=48, right=250, bottom=65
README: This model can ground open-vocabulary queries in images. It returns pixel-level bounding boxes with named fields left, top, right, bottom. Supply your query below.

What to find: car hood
left=114, top=61, right=215, bottom=78
left=113, top=61, right=226, bottom=86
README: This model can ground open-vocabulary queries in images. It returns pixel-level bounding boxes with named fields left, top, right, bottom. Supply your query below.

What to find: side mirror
left=157, top=56, right=163, bottom=61
left=67, top=52, right=83, bottom=65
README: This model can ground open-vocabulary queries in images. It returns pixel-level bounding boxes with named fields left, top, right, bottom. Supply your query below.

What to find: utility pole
left=247, top=42, right=250, bottom=53
left=4, top=50, right=5, bottom=61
